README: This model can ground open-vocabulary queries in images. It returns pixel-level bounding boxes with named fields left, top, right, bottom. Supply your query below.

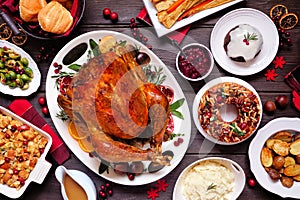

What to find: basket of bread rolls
left=17, top=0, right=85, bottom=39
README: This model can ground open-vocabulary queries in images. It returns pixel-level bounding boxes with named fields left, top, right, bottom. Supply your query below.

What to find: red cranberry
left=42, top=106, right=49, bottom=115
left=5, top=133, right=10, bottom=139
left=39, top=148, right=45, bottom=154
left=105, top=183, right=111, bottom=188
left=100, top=185, right=106, bottom=190
left=130, top=18, right=135, bottom=23
left=174, top=140, right=179, bottom=146
left=20, top=124, right=30, bottom=131
left=103, top=8, right=111, bottom=19
left=18, top=157, right=24, bottom=162
left=23, top=140, right=28, bottom=145
left=99, top=190, right=107, bottom=198
left=110, top=12, right=118, bottom=22
left=248, top=178, right=256, bottom=187
left=127, top=173, right=135, bottom=180
left=53, top=62, right=58, bottom=68
left=108, top=189, right=113, bottom=196
left=4, top=157, right=10, bottom=163
left=18, top=178, right=25, bottom=186
left=38, top=97, right=46, bottom=106
left=177, top=137, right=184, bottom=143
left=13, top=169, right=19, bottom=175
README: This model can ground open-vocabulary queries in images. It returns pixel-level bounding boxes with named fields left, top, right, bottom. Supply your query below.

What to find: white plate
left=143, top=0, right=245, bottom=37
left=210, top=8, right=279, bottom=76
left=192, top=76, right=262, bottom=145
left=0, top=40, right=41, bottom=96
left=173, top=157, right=245, bottom=200
left=0, top=106, right=52, bottom=199
left=45, top=30, right=191, bottom=186
left=249, top=117, right=300, bottom=199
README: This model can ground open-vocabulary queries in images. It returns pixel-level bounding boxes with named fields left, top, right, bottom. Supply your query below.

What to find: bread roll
left=38, top=1, right=73, bottom=35
left=19, top=0, right=47, bottom=22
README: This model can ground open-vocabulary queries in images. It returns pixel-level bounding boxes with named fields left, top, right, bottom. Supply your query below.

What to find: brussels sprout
left=21, top=74, right=31, bottom=81
left=6, top=59, right=16, bottom=68
left=24, top=67, right=33, bottom=77
left=8, top=71, right=16, bottom=79
left=22, top=82, right=29, bottom=90
left=16, top=78, right=24, bottom=87
left=9, top=52, right=20, bottom=59
left=0, top=73, right=6, bottom=82
left=8, top=81, right=17, bottom=88
left=0, top=62, right=4, bottom=68
left=20, top=57, right=29, bottom=67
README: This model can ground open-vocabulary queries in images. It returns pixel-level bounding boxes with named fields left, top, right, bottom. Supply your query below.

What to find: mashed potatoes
left=182, top=160, right=234, bottom=200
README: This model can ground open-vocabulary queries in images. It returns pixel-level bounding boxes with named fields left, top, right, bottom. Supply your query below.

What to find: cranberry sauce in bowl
left=176, top=43, right=214, bottom=81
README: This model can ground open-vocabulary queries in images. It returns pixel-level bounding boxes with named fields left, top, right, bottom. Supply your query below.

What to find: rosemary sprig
left=207, top=183, right=217, bottom=191
left=244, top=32, right=258, bottom=41
left=56, top=110, right=69, bottom=121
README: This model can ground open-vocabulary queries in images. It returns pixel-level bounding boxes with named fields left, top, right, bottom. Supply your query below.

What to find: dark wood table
left=1, top=0, right=299, bottom=199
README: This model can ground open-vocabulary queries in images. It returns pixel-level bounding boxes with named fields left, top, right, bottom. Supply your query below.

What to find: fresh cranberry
left=177, top=137, right=184, bottom=143
left=20, top=124, right=30, bottom=131
left=54, top=69, right=60, bottom=74
left=18, top=157, right=24, bottom=162
left=108, top=189, right=113, bottom=196
left=42, top=106, right=49, bottom=115
left=4, top=157, right=10, bottom=163
left=105, top=183, right=111, bottom=188
left=13, top=169, right=19, bottom=175
left=103, top=8, right=111, bottom=19
left=38, top=97, right=46, bottom=106
left=248, top=178, right=256, bottom=187
left=39, top=148, right=45, bottom=154
left=110, top=12, right=118, bottom=22
left=127, top=173, right=135, bottom=180
left=100, top=185, right=106, bottom=190
left=18, top=178, right=25, bottom=186
left=23, top=140, right=28, bottom=145
left=5, top=133, right=10, bottom=139
left=130, top=18, right=135, bottom=23
left=240, top=122, right=247, bottom=130
left=174, top=140, right=179, bottom=147
left=99, top=190, right=107, bottom=198
left=53, top=62, right=59, bottom=68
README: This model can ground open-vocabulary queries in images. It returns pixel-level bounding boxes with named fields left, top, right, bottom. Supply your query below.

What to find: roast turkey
left=57, top=47, right=171, bottom=165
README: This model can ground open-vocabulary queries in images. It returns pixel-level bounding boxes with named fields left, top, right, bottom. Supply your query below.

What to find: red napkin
left=136, top=7, right=191, bottom=44
left=8, top=99, right=70, bottom=165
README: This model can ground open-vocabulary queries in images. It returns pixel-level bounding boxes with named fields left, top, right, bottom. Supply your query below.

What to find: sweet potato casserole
left=0, top=112, right=48, bottom=190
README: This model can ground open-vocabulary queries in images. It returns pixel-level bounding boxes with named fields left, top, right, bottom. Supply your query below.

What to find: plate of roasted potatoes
left=249, top=117, right=300, bottom=198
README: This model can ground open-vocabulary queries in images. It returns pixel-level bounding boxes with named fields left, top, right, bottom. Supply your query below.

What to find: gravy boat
left=55, top=165, right=97, bottom=200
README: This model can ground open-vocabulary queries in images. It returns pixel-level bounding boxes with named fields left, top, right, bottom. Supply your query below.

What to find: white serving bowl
left=173, top=157, right=245, bottom=200
left=176, top=43, right=214, bottom=81
left=249, top=117, right=300, bottom=199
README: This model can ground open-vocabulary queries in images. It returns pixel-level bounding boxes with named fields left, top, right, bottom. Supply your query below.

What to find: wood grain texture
left=0, top=0, right=299, bottom=199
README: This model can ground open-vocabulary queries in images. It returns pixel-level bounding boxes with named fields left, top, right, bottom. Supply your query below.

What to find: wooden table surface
left=1, top=0, right=300, bottom=199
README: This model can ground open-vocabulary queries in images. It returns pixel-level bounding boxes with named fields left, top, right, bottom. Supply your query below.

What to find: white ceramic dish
left=193, top=76, right=262, bottom=145
left=210, top=8, right=279, bottom=76
left=249, top=117, right=300, bottom=199
left=55, top=166, right=97, bottom=200
left=45, top=30, right=191, bottom=186
left=143, top=0, right=245, bottom=37
left=175, top=43, right=214, bottom=81
left=0, top=40, right=41, bottom=96
left=173, top=157, right=245, bottom=200
left=0, top=106, right=52, bottom=199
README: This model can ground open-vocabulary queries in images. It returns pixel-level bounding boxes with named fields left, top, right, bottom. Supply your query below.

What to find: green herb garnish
left=244, top=32, right=258, bottom=42
left=207, top=183, right=217, bottom=191
left=170, top=98, right=185, bottom=119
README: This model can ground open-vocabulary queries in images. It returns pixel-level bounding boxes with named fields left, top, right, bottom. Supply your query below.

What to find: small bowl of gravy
left=55, top=165, right=97, bottom=200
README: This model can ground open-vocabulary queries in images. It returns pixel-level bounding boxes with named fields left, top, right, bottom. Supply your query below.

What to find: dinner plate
left=0, top=40, right=41, bottom=96
left=249, top=117, right=300, bottom=199
left=173, top=157, right=245, bottom=200
left=192, top=76, right=262, bottom=145
left=45, top=30, right=191, bottom=185
left=210, top=8, right=279, bottom=76
left=143, top=0, right=245, bottom=37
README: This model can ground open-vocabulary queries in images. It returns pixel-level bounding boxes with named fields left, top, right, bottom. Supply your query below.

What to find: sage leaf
left=89, top=39, right=100, bottom=57
left=68, top=64, right=81, bottom=72
left=171, top=110, right=184, bottom=120
left=170, top=98, right=185, bottom=111
left=98, top=160, right=110, bottom=174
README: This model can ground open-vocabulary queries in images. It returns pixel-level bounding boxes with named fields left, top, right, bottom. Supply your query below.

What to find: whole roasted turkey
left=57, top=47, right=172, bottom=165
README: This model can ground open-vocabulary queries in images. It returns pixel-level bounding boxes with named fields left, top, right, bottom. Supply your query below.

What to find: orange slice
left=78, top=138, right=94, bottom=153
left=68, top=121, right=87, bottom=140
left=0, top=23, right=12, bottom=40
left=11, top=29, right=27, bottom=46
left=279, top=13, right=298, bottom=30
left=270, top=4, right=288, bottom=18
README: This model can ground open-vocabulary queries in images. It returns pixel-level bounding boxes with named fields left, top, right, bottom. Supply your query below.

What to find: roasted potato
left=261, top=147, right=273, bottom=167
left=266, top=139, right=281, bottom=149
left=290, top=139, right=300, bottom=155
left=268, top=168, right=281, bottom=180
left=283, top=164, right=300, bottom=177
left=273, top=156, right=285, bottom=170
left=280, top=176, right=294, bottom=188
left=273, top=131, right=293, bottom=142
left=296, top=155, right=300, bottom=164
left=272, top=140, right=290, bottom=156
left=284, top=156, right=296, bottom=167
left=294, top=133, right=300, bottom=141
left=293, top=174, right=300, bottom=181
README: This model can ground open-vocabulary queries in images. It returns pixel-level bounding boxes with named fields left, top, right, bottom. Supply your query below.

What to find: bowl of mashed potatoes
left=173, top=157, right=245, bottom=200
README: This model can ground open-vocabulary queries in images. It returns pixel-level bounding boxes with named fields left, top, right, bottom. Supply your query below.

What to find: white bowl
left=173, top=157, right=245, bottom=200
left=249, top=117, right=300, bottom=198
left=176, top=43, right=214, bottom=81
left=0, top=106, right=52, bottom=199
left=193, top=76, right=262, bottom=145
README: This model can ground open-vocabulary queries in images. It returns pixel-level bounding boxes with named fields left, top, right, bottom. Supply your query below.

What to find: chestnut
left=263, top=100, right=276, bottom=114
left=275, top=95, right=289, bottom=109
